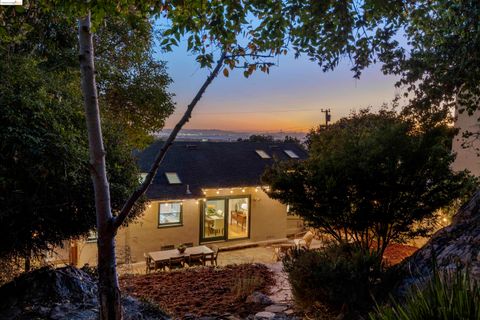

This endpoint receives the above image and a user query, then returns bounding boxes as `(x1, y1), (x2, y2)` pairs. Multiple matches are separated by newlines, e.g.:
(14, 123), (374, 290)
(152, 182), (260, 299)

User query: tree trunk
(78, 13), (121, 320)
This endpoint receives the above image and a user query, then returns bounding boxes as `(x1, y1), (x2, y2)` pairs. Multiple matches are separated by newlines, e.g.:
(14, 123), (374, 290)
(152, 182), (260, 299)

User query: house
(70, 140), (307, 267)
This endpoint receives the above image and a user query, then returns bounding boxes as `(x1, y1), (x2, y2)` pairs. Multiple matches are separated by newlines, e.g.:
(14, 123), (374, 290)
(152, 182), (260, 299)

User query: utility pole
(321, 108), (331, 128)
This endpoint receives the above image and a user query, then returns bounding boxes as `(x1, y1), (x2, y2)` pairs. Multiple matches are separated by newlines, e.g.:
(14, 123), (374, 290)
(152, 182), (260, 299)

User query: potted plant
(177, 244), (187, 254)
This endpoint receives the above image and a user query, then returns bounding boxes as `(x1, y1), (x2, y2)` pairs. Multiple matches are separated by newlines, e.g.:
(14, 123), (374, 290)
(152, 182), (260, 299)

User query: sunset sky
(157, 45), (402, 133)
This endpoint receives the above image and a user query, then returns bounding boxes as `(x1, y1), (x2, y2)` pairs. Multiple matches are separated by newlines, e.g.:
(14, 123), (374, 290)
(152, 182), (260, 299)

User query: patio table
(148, 245), (213, 262)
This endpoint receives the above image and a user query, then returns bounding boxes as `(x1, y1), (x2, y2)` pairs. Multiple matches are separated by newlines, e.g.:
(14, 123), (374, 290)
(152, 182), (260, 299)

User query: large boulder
(398, 190), (480, 291)
(0, 266), (169, 320)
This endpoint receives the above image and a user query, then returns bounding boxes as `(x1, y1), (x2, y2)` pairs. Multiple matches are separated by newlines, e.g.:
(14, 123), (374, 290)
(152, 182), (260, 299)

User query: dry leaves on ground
(120, 263), (274, 318)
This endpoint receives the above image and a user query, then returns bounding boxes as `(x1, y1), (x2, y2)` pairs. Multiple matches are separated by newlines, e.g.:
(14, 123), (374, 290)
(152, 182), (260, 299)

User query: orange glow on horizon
(164, 111), (320, 132)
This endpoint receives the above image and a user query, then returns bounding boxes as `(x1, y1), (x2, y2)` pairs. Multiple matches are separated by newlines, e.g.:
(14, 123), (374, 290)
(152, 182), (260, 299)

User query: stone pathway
(251, 262), (299, 320)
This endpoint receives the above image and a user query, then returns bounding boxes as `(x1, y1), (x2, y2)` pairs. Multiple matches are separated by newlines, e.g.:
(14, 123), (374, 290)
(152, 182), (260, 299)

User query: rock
(246, 291), (273, 305)
(0, 266), (170, 320)
(264, 305), (288, 313)
(398, 190), (480, 294)
(254, 311), (276, 319)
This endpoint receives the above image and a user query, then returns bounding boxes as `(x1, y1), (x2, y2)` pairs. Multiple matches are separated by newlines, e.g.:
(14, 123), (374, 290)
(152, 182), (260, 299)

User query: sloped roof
(136, 141), (307, 200)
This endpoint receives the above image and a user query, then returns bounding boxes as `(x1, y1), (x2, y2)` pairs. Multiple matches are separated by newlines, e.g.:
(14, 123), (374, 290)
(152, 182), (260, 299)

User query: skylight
(165, 172), (181, 184)
(284, 150), (299, 158)
(255, 149), (271, 159)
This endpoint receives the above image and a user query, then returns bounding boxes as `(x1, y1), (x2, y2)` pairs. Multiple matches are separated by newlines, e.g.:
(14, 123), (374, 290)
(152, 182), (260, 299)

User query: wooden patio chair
(168, 256), (185, 270)
(160, 244), (175, 251)
(188, 253), (205, 267)
(204, 245), (219, 266)
(293, 230), (315, 249)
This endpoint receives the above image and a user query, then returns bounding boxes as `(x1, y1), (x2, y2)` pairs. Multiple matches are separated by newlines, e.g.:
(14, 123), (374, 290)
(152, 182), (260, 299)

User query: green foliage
(0, 4), (174, 148)
(283, 244), (400, 316)
(263, 109), (476, 255)
(240, 135), (275, 142)
(95, 17), (175, 148)
(1, 1), (407, 80)
(0, 55), (144, 261)
(381, 0), (480, 122)
(370, 269), (480, 320)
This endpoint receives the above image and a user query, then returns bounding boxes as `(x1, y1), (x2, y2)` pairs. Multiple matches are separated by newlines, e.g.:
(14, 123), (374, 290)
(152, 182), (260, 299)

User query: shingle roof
(136, 141), (307, 200)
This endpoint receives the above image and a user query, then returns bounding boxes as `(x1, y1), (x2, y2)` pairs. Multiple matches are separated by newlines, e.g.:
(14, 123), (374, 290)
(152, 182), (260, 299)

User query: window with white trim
(284, 150), (299, 158)
(86, 230), (97, 242)
(158, 202), (182, 227)
(165, 172), (181, 184)
(255, 150), (271, 159)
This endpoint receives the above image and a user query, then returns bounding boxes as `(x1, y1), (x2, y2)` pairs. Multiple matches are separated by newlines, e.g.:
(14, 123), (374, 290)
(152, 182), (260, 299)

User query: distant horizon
(159, 127), (311, 133)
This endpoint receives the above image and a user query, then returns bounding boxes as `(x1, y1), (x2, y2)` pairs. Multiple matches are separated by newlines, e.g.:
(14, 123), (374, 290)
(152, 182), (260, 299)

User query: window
(86, 230), (97, 243)
(139, 172), (148, 184)
(165, 172), (181, 184)
(159, 202), (182, 227)
(255, 149), (271, 159)
(284, 149), (299, 158)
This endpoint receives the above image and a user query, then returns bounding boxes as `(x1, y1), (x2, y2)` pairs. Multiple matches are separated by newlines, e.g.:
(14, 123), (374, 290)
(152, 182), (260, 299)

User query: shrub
(232, 275), (264, 301)
(370, 268), (480, 320)
(283, 243), (400, 316)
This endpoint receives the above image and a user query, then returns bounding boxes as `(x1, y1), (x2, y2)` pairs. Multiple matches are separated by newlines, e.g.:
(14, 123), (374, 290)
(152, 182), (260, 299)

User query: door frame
(199, 195), (251, 243)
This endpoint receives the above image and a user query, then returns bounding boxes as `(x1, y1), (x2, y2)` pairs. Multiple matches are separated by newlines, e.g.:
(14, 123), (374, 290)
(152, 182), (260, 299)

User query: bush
(283, 243), (400, 316)
(231, 275), (265, 301)
(370, 268), (480, 320)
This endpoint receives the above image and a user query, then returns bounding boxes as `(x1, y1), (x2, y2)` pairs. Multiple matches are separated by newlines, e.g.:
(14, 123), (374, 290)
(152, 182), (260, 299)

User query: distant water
(154, 129), (306, 142)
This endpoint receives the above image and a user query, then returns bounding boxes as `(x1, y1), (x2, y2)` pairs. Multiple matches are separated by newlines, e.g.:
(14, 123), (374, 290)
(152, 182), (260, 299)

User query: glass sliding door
(202, 199), (226, 241)
(200, 196), (251, 242)
(228, 197), (249, 239)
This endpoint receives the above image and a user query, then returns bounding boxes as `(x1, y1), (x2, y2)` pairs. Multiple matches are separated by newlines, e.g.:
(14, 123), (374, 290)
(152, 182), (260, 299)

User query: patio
(118, 238), (323, 275)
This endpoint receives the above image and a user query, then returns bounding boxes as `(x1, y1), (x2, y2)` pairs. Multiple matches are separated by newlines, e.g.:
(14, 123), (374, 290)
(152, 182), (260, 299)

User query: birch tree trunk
(79, 10), (227, 317)
(78, 13), (122, 320)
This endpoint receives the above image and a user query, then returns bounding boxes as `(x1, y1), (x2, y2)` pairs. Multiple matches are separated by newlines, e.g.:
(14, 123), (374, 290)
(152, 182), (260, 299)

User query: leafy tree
(238, 134), (275, 142)
(263, 110), (475, 257)
(0, 1), (443, 318)
(0, 6), (174, 148)
(0, 56), (145, 270)
(381, 0), (480, 121)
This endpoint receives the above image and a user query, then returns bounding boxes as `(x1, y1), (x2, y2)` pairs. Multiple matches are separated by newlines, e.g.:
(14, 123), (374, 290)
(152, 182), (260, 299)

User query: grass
(370, 268), (480, 320)
(231, 274), (265, 301)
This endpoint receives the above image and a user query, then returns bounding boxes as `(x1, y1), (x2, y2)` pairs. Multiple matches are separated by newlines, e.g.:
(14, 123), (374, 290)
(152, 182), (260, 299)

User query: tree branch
(224, 53), (274, 59)
(112, 51), (227, 230)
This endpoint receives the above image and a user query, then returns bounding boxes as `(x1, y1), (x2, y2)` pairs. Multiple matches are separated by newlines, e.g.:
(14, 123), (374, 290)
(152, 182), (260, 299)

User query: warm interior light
(230, 189), (234, 194)
(242, 188), (246, 193)
(216, 190), (220, 194)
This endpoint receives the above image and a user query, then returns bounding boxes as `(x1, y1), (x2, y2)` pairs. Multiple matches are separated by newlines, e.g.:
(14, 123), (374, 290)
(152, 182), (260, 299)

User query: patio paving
(118, 239), (323, 275)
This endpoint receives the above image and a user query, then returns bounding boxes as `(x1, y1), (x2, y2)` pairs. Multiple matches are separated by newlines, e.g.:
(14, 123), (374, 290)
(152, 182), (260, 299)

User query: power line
(194, 108), (324, 115)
